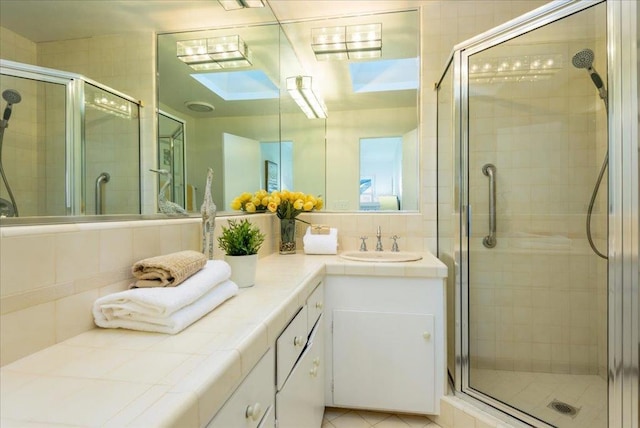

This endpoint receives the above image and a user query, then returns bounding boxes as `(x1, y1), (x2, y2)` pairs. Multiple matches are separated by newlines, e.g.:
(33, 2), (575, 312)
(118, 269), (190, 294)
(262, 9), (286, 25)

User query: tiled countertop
(0, 252), (447, 427)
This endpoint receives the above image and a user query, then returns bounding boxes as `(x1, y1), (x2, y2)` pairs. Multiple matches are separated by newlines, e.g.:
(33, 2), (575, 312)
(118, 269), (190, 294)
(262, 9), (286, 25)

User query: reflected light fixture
(177, 35), (252, 70)
(312, 23), (382, 61)
(469, 54), (564, 83)
(85, 87), (133, 119)
(218, 0), (264, 11)
(286, 76), (327, 119)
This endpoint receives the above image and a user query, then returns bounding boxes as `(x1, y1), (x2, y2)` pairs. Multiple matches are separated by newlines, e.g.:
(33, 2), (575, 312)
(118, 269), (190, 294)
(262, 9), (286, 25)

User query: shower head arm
(3, 104), (13, 122)
(586, 67), (608, 107)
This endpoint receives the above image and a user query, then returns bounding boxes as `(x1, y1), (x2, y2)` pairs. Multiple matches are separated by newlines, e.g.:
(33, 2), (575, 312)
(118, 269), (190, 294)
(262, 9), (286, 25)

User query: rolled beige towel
(132, 250), (206, 288)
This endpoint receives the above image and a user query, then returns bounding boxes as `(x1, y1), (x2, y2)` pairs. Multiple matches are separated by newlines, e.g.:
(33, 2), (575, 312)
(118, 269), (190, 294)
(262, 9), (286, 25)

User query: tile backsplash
(0, 212), (427, 366)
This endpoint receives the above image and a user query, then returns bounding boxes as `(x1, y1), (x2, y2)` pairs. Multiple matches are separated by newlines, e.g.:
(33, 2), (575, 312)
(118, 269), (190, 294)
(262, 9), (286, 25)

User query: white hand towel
(93, 280), (238, 334)
(303, 226), (338, 254)
(93, 260), (231, 320)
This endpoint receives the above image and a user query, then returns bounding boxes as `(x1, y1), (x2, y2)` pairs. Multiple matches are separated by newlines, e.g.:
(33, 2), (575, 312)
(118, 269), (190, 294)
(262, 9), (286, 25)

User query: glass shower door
(464, 2), (608, 427)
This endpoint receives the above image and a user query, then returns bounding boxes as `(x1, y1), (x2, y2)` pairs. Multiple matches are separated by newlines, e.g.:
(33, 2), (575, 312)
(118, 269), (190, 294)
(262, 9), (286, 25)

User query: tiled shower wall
(467, 4), (608, 376)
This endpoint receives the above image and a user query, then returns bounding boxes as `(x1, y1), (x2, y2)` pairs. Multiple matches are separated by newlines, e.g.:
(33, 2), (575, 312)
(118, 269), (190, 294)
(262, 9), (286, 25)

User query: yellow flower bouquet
(230, 189), (323, 219)
(230, 189), (323, 254)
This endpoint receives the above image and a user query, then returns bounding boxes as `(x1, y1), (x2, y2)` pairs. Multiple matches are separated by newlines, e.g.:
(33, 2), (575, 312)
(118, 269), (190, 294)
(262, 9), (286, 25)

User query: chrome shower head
(572, 48), (608, 111)
(1, 89), (21, 125)
(2, 89), (21, 105)
(572, 48), (595, 69)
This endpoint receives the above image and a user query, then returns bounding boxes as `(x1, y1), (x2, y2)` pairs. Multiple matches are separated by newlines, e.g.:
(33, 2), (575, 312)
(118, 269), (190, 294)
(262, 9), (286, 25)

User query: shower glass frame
(439, 0), (638, 427)
(0, 59), (142, 217)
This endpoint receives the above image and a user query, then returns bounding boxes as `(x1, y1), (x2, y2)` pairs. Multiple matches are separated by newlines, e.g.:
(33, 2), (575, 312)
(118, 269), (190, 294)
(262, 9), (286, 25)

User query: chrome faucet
(391, 235), (399, 252)
(375, 226), (383, 251)
(359, 236), (368, 251)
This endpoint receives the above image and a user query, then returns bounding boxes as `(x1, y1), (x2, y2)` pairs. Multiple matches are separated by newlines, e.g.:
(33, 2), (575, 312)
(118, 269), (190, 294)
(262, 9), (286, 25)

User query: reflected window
(359, 136), (402, 210)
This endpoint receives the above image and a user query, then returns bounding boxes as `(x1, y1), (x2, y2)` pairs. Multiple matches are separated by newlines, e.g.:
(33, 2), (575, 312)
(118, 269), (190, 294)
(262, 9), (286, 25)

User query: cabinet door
(332, 310), (435, 414)
(276, 316), (324, 428)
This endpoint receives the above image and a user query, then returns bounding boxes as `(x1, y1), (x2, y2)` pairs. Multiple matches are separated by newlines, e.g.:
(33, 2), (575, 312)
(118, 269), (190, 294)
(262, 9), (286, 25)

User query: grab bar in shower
(95, 172), (110, 215)
(482, 163), (497, 248)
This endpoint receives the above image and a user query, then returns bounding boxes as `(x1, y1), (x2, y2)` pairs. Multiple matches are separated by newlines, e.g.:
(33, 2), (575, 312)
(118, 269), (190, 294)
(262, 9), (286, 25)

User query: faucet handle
(390, 235), (400, 252)
(359, 236), (368, 252)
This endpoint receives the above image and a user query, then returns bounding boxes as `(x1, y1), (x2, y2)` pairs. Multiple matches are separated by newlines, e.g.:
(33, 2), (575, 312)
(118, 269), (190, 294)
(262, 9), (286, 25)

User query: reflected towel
(93, 279), (238, 334)
(132, 250), (206, 288)
(97, 260), (231, 319)
(303, 226), (338, 255)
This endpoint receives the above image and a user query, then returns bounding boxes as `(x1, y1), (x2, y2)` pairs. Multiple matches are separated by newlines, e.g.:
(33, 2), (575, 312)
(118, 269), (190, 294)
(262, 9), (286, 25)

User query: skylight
(349, 58), (419, 93)
(191, 70), (279, 101)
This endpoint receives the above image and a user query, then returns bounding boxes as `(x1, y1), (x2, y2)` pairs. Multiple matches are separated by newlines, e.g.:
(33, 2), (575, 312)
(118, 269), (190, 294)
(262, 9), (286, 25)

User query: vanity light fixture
(176, 35), (252, 70)
(286, 76), (327, 119)
(312, 23), (382, 61)
(218, 0), (264, 10)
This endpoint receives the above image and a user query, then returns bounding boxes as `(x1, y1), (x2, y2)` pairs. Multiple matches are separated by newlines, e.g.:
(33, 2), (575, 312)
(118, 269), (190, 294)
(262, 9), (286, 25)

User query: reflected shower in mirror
(0, 61), (141, 220)
(158, 112), (187, 210)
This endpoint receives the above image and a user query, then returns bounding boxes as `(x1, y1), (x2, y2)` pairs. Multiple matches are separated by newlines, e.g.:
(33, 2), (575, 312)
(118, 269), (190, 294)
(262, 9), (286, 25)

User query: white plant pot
(224, 254), (258, 288)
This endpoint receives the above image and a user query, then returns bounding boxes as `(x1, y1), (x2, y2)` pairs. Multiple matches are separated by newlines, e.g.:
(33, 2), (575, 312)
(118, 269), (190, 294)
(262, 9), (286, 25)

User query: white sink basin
(339, 251), (423, 262)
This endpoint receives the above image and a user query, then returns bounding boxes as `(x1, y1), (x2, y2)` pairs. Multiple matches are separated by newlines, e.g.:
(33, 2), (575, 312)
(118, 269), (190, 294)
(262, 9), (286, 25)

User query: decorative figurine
(150, 168), (188, 216)
(201, 168), (217, 259)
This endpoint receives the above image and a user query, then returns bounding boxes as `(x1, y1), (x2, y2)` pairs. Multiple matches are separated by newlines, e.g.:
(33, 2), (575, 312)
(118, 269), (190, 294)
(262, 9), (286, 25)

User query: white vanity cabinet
(276, 281), (324, 428)
(207, 347), (275, 428)
(324, 275), (445, 415)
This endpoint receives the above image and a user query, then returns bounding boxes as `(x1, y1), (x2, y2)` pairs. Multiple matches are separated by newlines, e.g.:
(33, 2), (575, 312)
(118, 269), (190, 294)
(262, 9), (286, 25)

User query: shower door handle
(482, 164), (497, 248)
(95, 172), (110, 215)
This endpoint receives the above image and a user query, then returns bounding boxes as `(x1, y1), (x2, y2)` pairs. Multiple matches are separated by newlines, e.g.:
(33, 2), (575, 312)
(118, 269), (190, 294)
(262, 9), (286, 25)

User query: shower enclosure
(437, 1), (638, 427)
(158, 111), (186, 210)
(0, 60), (141, 218)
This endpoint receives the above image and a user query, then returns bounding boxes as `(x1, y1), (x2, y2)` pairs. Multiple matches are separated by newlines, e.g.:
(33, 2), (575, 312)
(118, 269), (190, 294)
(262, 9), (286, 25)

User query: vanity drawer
(306, 281), (324, 333)
(276, 306), (308, 391)
(207, 347), (275, 428)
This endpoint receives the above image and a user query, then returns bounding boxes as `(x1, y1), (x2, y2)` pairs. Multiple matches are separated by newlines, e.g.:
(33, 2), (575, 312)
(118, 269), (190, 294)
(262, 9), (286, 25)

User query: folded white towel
(93, 280), (238, 334)
(93, 260), (236, 334)
(303, 226), (338, 255)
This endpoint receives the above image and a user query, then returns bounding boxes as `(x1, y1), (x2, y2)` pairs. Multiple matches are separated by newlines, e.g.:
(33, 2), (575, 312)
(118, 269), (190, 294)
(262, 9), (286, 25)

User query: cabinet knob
(245, 402), (262, 421)
(315, 301), (323, 310)
(294, 336), (306, 347)
(309, 366), (318, 377)
(313, 357), (321, 366)
(423, 332), (431, 340)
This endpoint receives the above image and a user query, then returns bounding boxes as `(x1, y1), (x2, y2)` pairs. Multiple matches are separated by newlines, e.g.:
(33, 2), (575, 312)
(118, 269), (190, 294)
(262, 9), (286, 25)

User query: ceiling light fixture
(218, 0), (264, 11)
(286, 76), (327, 119)
(311, 23), (382, 61)
(177, 35), (252, 70)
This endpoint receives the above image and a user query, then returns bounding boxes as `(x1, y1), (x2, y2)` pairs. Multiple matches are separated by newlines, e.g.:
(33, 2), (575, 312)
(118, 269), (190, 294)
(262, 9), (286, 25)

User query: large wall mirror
(157, 8), (420, 212)
(0, 2), (420, 225)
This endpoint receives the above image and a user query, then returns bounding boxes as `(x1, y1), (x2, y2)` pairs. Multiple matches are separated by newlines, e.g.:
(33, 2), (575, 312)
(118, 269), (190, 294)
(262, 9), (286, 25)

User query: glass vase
(279, 218), (297, 254)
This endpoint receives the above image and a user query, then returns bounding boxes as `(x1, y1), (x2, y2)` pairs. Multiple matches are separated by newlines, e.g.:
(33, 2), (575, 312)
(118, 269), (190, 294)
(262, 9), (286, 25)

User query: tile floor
(471, 369), (607, 428)
(322, 407), (441, 428)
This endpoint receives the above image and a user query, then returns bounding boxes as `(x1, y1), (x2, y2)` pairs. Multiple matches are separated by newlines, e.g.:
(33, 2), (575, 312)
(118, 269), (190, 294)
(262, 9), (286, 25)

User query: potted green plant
(217, 219), (265, 288)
